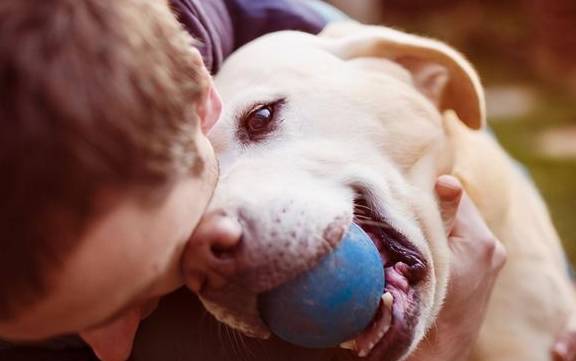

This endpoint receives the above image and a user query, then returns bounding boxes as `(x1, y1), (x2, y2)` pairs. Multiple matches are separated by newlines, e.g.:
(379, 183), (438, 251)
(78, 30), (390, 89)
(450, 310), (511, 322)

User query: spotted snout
(183, 193), (352, 337)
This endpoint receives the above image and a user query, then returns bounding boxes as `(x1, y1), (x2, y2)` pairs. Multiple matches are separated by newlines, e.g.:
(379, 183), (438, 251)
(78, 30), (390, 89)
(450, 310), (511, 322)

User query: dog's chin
(345, 194), (428, 360)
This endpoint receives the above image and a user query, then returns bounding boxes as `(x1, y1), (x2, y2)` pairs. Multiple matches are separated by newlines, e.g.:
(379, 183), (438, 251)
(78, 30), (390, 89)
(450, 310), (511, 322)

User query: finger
(447, 182), (492, 239)
(449, 192), (505, 272)
(435, 175), (463, 234)
(491, 240), (507, 271)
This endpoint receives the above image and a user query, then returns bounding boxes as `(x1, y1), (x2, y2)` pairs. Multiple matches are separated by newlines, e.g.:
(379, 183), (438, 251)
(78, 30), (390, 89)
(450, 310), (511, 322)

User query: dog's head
(201, 22), (485, 360)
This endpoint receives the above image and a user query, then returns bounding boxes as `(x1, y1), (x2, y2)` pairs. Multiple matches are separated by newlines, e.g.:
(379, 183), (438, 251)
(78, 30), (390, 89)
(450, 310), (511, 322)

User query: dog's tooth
(354, 293), (394, 358)
(381, 319), (391, 335)
(382, 292), (393, 308)
(372, 292), (393, 339)
(381, 304), (393, 335)
(358, 348), (369, 358)
(339, 339), (356, 350)
(358, 342), (376, 358)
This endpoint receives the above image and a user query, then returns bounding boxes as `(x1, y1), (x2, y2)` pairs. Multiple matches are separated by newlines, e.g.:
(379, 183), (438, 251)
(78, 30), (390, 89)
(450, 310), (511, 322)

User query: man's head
(0, 0), (221, 349)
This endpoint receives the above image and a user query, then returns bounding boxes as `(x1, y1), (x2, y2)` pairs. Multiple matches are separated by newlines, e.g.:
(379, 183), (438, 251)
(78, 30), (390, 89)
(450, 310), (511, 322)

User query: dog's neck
(441, 111), (563, 257)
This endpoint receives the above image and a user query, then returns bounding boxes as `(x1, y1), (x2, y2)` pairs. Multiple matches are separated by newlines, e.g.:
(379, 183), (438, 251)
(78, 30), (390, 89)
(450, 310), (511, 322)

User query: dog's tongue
(79, 309), (141, 361)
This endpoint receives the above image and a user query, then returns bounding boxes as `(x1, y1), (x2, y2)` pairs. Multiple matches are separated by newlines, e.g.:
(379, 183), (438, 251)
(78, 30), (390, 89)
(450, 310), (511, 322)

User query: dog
(135, 22), (576, 361)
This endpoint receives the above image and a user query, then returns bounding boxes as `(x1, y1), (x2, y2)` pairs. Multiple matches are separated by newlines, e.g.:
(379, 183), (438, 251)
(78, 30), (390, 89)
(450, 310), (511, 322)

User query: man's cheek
(141, 298), (160, 319)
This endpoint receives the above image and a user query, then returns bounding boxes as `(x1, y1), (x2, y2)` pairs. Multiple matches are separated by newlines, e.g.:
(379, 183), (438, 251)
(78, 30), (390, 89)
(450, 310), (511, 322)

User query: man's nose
(182, 211), (243, 293)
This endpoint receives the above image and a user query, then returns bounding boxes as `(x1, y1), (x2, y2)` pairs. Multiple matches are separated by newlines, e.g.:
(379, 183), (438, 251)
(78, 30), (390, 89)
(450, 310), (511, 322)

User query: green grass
(489, 91), (576, 265)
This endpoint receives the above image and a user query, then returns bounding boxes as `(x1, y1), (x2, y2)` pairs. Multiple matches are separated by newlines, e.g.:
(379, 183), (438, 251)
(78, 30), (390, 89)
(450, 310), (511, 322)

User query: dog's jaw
(333, 191), (429, 359)
(196, 174), (355, 338)
(197, 165), (442, 361)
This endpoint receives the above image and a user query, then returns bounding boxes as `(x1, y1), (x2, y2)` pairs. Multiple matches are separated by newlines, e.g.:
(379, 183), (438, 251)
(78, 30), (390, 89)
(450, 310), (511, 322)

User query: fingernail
(436, 175), (461, 200)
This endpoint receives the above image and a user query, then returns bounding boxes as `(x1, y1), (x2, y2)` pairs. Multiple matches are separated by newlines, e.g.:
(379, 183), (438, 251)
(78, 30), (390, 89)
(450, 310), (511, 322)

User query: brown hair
(0, 0), (208, 320)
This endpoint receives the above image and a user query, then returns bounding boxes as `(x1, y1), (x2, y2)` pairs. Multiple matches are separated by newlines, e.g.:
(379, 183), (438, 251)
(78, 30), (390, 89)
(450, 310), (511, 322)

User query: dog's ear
(320, 22), (485, 130)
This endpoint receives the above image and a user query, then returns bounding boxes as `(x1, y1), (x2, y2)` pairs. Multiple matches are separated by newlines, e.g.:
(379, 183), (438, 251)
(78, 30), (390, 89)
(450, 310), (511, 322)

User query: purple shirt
(170, 0), (327, 73)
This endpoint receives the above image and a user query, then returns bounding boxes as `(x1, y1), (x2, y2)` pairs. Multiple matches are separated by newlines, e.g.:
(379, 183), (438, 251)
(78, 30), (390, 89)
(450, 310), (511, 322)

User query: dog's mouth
(341, 193), (428, 360)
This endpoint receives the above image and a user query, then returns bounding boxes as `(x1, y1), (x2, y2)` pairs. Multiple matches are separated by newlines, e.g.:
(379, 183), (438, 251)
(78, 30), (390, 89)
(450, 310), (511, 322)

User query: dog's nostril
(210, 237), (242, 260)
(211, 246), (230, 259)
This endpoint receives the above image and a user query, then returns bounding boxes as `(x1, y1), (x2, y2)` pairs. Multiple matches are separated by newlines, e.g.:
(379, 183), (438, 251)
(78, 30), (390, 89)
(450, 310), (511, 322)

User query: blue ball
(260, 223), (385, 348)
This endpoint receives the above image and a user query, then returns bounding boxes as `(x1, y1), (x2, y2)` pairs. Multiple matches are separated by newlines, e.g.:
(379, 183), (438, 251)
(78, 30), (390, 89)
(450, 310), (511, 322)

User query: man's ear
(320, 21), (485, 130)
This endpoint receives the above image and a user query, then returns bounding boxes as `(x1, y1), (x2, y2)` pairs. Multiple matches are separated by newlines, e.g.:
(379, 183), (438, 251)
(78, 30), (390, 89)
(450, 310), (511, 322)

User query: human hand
(406, 175), (507, 361)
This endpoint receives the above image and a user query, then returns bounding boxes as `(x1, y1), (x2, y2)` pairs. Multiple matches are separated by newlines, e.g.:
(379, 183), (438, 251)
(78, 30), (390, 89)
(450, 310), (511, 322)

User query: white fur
(201, 21), (576, 361)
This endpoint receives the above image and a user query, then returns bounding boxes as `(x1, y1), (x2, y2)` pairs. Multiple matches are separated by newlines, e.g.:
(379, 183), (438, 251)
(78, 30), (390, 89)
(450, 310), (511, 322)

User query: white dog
(138, 22), (576, 361)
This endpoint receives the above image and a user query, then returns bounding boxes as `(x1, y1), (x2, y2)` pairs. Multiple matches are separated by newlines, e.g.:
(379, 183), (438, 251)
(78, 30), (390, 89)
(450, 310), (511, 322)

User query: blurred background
(325, 0), (576, 265)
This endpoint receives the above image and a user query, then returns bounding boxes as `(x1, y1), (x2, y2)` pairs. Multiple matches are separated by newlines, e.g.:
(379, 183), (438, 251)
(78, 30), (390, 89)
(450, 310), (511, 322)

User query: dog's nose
(182, 211), (242, 293)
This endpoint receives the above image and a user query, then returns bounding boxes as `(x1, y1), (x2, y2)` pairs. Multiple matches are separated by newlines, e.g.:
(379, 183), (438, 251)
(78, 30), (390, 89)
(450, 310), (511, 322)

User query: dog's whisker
(353, 204), (374, 211)
(230, 327), (256, 361)
(355, 219), (394, 229)
(220, 322), (237, 356)
(353, 209), (370, 216)
(227, 327), (240, 358)
(203, 310), (220, 351)
(218, 322), (227, 348)
(238, 330), (256, 361)
(353, 211), (374, 217)
(224, 325), (245, 360)
(353, 208), (372, 216)
(212, 322), (225, 355)
(353, 216), (373, 224)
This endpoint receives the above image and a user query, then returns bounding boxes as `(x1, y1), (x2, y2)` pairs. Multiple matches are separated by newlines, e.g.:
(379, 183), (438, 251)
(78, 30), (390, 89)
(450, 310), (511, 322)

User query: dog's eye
(238, 100), (284, 143)
(247, 106), (273, 133)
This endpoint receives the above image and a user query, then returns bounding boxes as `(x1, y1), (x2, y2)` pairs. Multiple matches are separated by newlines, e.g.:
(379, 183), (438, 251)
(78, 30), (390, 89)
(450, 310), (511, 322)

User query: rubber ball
(259, 223), (385, 348)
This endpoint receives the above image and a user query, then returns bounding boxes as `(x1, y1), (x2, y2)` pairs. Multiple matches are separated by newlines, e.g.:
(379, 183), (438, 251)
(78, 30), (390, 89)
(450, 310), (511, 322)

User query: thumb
(435, 175), (463, 235)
